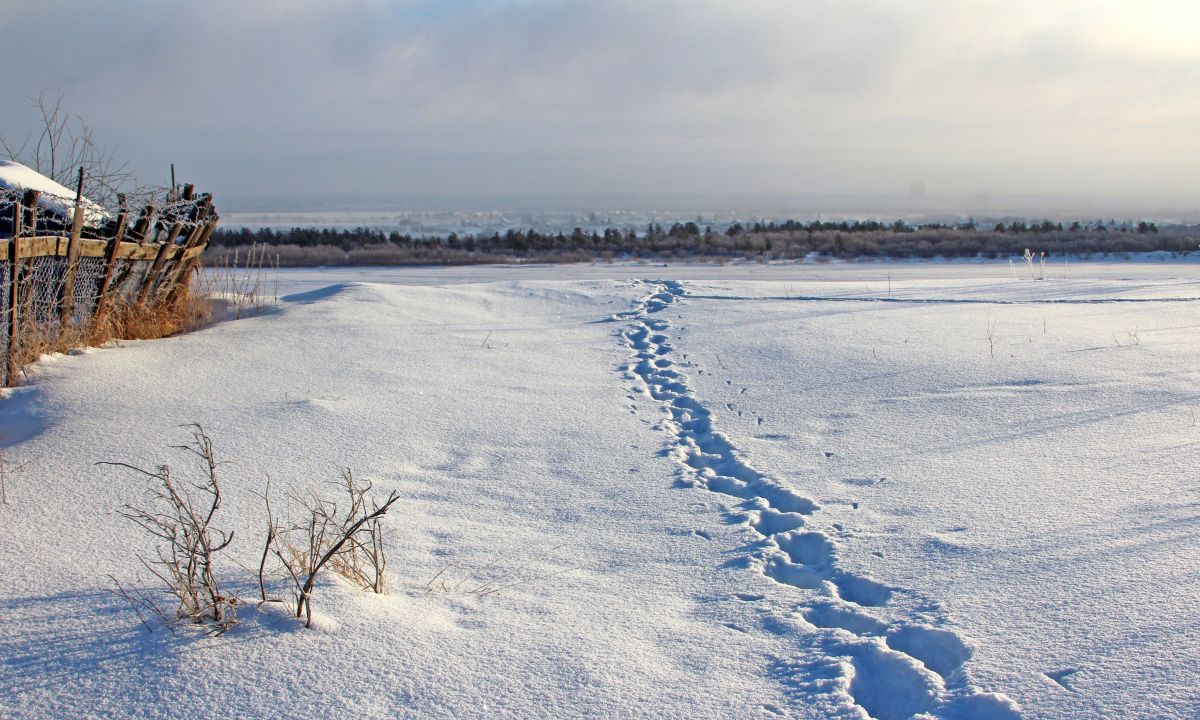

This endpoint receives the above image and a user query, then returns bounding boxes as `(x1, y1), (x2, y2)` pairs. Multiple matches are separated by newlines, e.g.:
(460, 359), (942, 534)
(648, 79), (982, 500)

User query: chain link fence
(1, 183), (217, 386)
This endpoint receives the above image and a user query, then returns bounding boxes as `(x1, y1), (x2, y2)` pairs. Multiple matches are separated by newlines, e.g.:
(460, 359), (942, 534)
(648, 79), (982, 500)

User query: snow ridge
(616, 280), (1021, 720)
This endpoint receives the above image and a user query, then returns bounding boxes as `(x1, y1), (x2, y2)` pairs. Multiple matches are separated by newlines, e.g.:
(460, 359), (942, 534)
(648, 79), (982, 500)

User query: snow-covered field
(2, 261), (1198, 719)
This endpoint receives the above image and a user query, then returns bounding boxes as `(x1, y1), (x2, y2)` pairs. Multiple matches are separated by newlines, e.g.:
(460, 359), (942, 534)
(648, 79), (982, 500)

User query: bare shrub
(261, 470), (399, 627)
(105, 429), (399, 634)
(100, 424), (239, 633)
(325, 470), (390, 593)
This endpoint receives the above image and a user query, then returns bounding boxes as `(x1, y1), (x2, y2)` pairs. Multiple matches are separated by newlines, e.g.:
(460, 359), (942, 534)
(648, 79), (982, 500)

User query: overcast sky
(3, 0), (1198, 210)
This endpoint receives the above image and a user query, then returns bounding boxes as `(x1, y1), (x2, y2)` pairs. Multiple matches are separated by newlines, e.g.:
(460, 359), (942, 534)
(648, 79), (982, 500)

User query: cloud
(2, 0), (1198, 203)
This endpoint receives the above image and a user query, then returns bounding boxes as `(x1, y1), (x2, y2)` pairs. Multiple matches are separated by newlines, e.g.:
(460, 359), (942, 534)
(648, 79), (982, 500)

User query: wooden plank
(95, 211), (129, 312)
(16, 236), (66, 259)
(115, 241), (163, 262)
(59, 168), (87, 326)
(6, 203), (22, 385)
(182, 242), (209, 262)
(9, 236), (121, 259)
(136, 223), (183, 305)
(77, 238), (109, 258)
(11, 237), (176, 260)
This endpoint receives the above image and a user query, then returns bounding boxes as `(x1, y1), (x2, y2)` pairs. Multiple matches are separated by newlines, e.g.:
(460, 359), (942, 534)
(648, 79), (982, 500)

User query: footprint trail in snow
(614, 280), (1021, 720)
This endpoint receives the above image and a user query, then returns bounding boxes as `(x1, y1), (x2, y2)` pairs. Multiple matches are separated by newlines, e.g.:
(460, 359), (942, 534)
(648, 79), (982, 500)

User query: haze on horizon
(4, 0), (1199, 216)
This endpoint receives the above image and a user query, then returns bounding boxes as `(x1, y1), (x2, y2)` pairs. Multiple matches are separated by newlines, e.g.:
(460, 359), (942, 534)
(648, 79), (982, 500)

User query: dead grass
(92, 282), (213, 344)
(2, 244), (277, 388)
(198, 246), (278, 319)
(5, 274), (213, 387)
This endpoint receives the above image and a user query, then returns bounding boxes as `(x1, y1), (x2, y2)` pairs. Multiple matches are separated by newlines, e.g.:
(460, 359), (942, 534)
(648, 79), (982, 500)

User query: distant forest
(208, 219), (1200, 267)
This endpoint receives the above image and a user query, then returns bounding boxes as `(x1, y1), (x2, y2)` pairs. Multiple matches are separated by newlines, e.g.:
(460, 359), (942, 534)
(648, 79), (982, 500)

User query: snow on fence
(0, 181), (217, 386)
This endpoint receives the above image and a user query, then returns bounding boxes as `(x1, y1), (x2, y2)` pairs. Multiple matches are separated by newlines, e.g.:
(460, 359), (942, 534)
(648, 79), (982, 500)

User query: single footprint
(887, 625), (973, 679)
(833, 572), (892, 607)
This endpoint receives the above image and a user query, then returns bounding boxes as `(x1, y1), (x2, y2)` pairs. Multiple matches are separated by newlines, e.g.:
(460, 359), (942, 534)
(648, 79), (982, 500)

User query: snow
(0, 160), (110, 226)
(2, 260), (1198, 718)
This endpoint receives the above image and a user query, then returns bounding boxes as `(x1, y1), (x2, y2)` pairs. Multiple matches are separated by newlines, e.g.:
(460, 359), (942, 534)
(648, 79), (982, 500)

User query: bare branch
(265, 472), (399, 627)
(104, 424), (239, 631)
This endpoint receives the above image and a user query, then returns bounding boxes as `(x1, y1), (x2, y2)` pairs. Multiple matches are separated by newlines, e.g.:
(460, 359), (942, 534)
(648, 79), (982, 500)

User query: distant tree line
(208, 218), (1199, 267)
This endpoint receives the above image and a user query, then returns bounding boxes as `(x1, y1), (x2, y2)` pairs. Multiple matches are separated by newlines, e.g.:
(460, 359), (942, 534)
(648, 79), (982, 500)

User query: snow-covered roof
(0, 159), (111, 227)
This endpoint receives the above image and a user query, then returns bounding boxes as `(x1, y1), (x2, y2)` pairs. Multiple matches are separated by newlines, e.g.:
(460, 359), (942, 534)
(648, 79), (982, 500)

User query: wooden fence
(1, 185), (217, 386)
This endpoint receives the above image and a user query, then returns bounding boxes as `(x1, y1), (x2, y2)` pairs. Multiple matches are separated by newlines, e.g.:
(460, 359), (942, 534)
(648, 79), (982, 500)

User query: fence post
(158, 195), (211, 289)
(160, 219), (209, 304)
(58, 167), (86, 326)
(95, 210), (129, 315)
(21, 190), (40, 235)
(6, 202), (23, 386)
(129, 203), (156, 244)
(137, 222), (183, 306)
(165, 220), (216, 306)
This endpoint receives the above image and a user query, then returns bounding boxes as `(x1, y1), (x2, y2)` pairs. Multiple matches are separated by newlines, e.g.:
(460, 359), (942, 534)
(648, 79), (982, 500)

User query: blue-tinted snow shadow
(0, 589), (175, 696)
(209, 296), (283, 321)
(0, 582), (300, 698)
(280, 283), (353, 304)
(0, 385), (51, 448)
